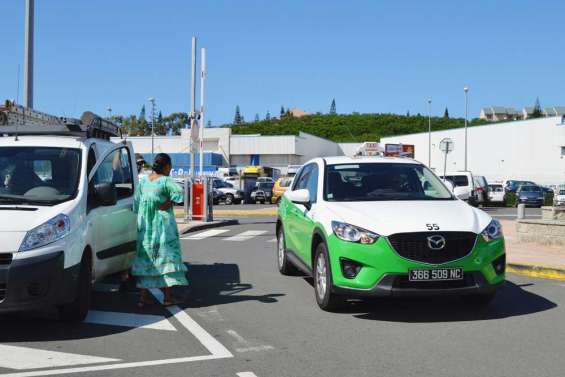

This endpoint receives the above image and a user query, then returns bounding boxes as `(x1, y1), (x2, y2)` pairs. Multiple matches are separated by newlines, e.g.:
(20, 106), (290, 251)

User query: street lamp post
(148, 97), (156, 162)
(464, 86), (469, 171)
(428, 98), (432, 168)
(106, 106), (112, 119)
(24, 0), (34, 108)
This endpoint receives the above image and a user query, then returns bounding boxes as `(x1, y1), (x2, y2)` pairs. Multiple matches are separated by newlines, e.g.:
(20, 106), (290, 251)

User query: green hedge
(544, 192), (554, 206)
(505, 192), (517, 207)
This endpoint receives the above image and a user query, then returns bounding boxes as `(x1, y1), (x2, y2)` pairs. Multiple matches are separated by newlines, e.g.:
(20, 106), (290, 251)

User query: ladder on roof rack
(0, 100), (120, 139)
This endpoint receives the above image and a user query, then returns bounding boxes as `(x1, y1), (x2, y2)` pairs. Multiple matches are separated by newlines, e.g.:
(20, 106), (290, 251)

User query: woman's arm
(165, 177), (184, 204)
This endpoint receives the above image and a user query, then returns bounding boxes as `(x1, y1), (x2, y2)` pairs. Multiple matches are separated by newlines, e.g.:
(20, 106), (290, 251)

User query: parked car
(251, 182), (274, 204)
(472, 175), (489, 206)
(488, 184), (505, 205)
(277, 156), (505, 311)
(553, 189), (565, 207)
(504, 180), (536, 193)
(257, 177), (275, 184)
(439, 171), (476, 205)
(272, 176), (293, 204)
(212, 178), (244, 205)
(516, 185), (544, 207)
(212, 189), (226, 205)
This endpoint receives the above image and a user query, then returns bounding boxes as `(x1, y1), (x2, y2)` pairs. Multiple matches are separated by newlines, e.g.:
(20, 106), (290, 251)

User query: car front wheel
(225, 194), (234, 205)
(313, 242), (342, 311)
(59, 253), (92, 322)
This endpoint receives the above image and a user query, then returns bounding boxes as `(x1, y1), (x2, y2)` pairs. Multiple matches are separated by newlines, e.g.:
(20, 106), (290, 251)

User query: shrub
(505, 192), (517, 207)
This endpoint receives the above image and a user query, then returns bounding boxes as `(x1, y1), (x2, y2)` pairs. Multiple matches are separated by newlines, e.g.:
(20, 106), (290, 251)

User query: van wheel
(314, 242), (343, 311)
(59, 254), (92, 322)
(225, 194), (234, 205)
(277, 225), (298, 275)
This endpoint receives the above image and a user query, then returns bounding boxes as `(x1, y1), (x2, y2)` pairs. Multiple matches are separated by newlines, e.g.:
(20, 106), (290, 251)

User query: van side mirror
(94, 182), (117, 206)
(453, 186), (470, 200)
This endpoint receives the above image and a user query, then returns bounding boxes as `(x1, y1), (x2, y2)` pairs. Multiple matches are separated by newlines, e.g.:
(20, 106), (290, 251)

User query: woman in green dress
(132, 153), (188, 307)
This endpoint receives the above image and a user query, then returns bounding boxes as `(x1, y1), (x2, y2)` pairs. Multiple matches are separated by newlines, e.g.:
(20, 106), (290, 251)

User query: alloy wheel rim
(316, 254), (327, 300)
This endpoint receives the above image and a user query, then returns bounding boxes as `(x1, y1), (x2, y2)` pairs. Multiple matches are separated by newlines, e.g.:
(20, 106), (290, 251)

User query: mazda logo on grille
(427, 235), (446, 250)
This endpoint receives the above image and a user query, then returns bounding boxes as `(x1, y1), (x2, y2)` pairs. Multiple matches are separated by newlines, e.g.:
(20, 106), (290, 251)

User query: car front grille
(387, 232), (477, 264)
(0, 253), (13, 265)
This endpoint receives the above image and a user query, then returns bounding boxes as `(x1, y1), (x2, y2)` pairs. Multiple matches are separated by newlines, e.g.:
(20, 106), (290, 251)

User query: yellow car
(271, 176), (293, 204)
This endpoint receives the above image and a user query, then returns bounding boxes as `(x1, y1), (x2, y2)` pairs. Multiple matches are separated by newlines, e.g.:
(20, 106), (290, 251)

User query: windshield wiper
(0, 196), (60, 206)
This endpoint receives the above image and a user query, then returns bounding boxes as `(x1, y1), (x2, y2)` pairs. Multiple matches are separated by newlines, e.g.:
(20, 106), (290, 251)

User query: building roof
(481, 107), (494, 115)
(289, 108), (308, 118)
(491, 106), (508, 114)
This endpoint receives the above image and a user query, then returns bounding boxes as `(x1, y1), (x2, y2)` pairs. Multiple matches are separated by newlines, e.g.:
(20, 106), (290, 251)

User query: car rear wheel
(277, 225), (297, 275)
(225, 194), (234, 205)
(314, 242), (342, 311)
(59, 253), (92, 322)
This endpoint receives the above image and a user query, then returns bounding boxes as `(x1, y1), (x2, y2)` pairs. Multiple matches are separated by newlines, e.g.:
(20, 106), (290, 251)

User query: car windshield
(325, 163), (453, 202)
(0, 147), (81, 205)
(520, 186), (541, 192)
(258, 182), (274, 190)
(560, 190), (565, 195)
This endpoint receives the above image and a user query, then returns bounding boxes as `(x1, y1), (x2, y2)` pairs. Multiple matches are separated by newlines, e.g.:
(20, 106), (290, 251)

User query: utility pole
(199, 47), (206, 177)
(24, 0), (34, 108)
(464, 86), (469, 171)
(148, 97), (156, 162)
(427, 98), (432, 168)
(107, 106), (112, 119)
(190, 37), (197, 177)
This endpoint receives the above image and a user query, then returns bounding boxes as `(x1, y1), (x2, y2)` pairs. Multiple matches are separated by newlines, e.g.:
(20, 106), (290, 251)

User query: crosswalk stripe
(0, 345), (120, 370)
(85, 310), (176, 331)
(224, 230), (268, 242)
(181, 229), (230, 240)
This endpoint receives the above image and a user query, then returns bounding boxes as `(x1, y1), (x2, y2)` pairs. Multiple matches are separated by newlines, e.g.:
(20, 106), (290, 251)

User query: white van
(0, 103), (137, 321)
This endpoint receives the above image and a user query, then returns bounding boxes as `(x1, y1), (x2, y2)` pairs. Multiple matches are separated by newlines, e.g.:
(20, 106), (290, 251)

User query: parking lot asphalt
(1, 219), (564, 377)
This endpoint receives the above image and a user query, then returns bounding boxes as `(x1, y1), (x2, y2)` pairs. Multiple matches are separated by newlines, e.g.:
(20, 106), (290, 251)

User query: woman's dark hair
(152, 153), (172, 174)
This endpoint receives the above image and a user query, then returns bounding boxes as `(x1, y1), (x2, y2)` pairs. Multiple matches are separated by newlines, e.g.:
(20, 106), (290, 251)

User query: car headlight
(481, 219), (502, 242)
(20, 214), (70, 252)
(331, 221), (379, 244)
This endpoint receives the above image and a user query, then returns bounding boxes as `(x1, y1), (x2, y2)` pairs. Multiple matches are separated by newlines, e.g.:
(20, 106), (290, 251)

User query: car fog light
(340, 258), (362, 279)
(492, 255), (506, 275)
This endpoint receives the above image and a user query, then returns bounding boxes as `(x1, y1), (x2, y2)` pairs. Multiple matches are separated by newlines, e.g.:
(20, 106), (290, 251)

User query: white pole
(199, 47), (206, 178)
(427, 98), (432, 168)
(464, 86), (469, 171)
(190, 37), (197, 178)
(24, 0), (34, 108)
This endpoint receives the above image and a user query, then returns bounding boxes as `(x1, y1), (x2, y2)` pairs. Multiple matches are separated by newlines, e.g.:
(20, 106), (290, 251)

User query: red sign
(384, 144), (415, 158)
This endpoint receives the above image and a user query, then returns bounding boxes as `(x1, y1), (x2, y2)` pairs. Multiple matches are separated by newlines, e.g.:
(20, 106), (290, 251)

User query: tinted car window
(441, 175), (469, 187)
(306, 164), (318, 203)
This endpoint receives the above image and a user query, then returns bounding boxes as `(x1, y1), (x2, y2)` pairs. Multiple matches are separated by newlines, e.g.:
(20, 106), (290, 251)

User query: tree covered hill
(229, 113), (487, 143)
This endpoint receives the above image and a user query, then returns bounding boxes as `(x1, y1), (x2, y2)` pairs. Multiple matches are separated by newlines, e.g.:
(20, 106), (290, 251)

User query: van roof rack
(0, 100), (120, 140)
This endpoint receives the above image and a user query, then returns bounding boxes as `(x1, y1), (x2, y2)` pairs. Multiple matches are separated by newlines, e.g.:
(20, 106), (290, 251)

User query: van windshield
(325, 163), (454, 202)
(0, 147), (81, 205)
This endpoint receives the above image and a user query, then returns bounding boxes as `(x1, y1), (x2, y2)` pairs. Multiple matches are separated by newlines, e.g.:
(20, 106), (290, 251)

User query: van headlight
(481, 219), (502, 242)
(331, 221), (379, 244)
(20, 214), (70, 252)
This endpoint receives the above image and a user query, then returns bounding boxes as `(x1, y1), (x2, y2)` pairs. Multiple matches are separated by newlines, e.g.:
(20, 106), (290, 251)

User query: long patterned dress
(132, 175), (188, 288)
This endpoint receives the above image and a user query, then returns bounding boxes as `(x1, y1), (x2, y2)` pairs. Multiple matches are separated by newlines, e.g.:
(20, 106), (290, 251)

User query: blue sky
(1, 0), (564, 125)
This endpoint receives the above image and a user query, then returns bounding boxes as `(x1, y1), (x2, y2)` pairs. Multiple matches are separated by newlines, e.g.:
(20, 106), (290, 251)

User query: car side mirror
(286, 189), (311, 208)
(94, 182), (117, 206)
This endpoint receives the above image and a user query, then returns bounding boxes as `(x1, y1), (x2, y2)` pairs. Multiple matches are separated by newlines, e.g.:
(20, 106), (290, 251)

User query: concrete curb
(507, 263), (565, 281)
(178, 219), (239, 235)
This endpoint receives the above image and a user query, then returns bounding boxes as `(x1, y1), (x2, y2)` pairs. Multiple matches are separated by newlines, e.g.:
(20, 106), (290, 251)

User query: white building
(380, 116), (565, 186)
(117, 128), (357, 176)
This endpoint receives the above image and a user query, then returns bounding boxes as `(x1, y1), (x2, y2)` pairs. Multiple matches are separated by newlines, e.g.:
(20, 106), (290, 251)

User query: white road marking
(0, 345), (120, 370)
(267, 238), (277, 243)
(0, 355), (225, 377)
(181, 229), (230, 240)
(85, 310), (176, 331)
(227, 329), (274, 354)
(235, 345), (275, 353)
(149, 289), (233, 358)
(237, 373), (259, 377)
(224, 230), (268, 242)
